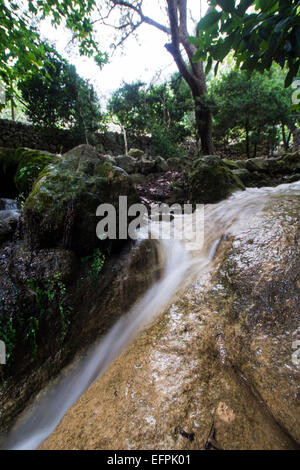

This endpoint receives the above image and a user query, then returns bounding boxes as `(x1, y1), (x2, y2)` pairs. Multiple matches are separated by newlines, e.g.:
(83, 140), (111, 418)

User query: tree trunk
(165, 0), (214, 155)
(245, 120), (250, 158)
(194, 95), (214, 154)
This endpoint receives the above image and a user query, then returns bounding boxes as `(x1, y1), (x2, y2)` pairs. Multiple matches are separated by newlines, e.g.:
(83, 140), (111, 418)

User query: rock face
(0, 237), (160, 438)
(40, 189), (300, 450)
(0, 143), (161, 438)
(186, 155), (244, 204)
(23, 146), (140, 255)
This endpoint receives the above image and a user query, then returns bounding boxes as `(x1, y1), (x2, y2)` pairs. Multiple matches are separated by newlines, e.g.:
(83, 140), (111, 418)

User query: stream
(2, 180), (300, 450)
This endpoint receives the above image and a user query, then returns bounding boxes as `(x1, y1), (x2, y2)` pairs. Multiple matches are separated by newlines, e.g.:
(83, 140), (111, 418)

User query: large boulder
(40, 187), (300, 450)
(137, 156), (157, 175)
(23, 148), (140, 255)
(187, 155), (244, 204)
(115, 155), (137, 174)
(14, 148), (58, 194)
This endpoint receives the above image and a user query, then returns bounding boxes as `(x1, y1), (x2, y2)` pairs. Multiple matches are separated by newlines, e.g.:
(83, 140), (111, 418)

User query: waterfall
(2, 180), (300, 450)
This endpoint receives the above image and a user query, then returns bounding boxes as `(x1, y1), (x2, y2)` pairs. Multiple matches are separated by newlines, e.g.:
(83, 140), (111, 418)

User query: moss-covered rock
(128, 148), (144, 158)
(115, 155), (137, 174)
(187, 155), (244, 204)
(229, 152), (300, 188)
(14, 148), (58, 194)
(23, 150), (140, 255)
(0, 147), (58, 198)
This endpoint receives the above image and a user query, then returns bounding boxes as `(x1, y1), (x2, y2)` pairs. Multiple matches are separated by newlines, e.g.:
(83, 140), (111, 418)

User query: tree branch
(109, 0), (170, 35)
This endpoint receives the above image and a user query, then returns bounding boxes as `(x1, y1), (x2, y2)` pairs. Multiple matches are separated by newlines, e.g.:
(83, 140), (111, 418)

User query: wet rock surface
(41, 193), (300, 450)
(0, 238), (160, 439)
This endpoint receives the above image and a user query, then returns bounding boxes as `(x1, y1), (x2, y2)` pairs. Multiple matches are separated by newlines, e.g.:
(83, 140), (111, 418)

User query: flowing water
(2, 181), (300, 450)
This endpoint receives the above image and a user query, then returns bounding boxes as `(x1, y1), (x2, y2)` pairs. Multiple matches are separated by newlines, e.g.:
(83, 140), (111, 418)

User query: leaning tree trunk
(165, 0), (214, 155)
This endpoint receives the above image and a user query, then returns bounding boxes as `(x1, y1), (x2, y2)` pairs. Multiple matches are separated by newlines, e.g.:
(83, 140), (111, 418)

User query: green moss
(187, 155), (244, 204)
(24, 153), (140, 254)
(14, 148), (58, 194)
(222, 159), (240, 170)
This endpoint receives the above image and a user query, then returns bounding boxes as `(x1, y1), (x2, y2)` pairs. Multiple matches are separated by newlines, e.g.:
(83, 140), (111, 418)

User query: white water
(2, 180), (300, 450)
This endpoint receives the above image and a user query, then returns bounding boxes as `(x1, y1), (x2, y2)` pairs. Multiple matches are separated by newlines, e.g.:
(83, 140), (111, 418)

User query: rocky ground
(40, 188), (300, 450)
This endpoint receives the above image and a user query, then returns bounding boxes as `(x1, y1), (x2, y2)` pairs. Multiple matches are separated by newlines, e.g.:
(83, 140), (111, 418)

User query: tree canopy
(0, 0), (107, 99)
(192, 0), (300, 87)
(18, 52), (101, 140)
(209, 67), (296, 157)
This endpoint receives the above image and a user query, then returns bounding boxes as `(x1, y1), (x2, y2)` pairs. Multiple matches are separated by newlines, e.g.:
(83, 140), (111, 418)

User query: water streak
(3, 180), (300, 450)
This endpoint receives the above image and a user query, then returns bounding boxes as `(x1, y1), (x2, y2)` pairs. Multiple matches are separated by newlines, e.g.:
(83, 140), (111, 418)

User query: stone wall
(0, 118), (152, 155)
(0, 119), (83, 153)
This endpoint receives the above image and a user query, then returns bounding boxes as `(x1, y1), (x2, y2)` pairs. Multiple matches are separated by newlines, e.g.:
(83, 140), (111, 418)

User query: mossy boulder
(23, 149), (140, 255)
(115, 155), (137, 174)
(128, 148), (144, 159)
(0, 147), (58, 198)
(137, 157), (157, 175)
(153, 155), (168, 172)
(245, 157), (271, 172)
(273, 151), (300, 174)
(167, 157), (186, 171)
(222, 159), (240, 170)
(14, 148), (58, 194)
(187, 155), (244, 204)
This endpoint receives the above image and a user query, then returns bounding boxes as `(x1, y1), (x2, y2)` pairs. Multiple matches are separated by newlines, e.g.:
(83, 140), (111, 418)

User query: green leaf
(274, 16), (291, 33)
(205, 56), (213, 75)
(256, 0), (276, 10)
(216, 0), (236, 14)
(198, 10), (222, 31)
(192, 48), (206, 63)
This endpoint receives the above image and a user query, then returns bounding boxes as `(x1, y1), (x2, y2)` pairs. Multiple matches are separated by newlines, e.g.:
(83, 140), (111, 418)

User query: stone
(23, 151), (140, 255)
(63, 144), (99, 160)
(40, 189), (300, 450)
(187, 155), (244, 204)
(128, 148), (145, 159)
(0, 209), (20, 244)
(137, 157), (157, 175)
(154, 156), (169, 172)
(114, 155), (137, 174)
(14, 147), (58, 194)
(167, 157), (185, 171)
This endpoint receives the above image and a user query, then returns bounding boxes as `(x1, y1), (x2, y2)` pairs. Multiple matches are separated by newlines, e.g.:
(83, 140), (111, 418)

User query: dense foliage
(209, 68), (296, 157)
(193, 0), (300, 87)
(108, 74), (194, 157)
(18, 53), (101, 139)
(0, 0), (106, 116)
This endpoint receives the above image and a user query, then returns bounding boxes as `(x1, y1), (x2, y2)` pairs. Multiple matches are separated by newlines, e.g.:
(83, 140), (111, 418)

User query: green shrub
(151, 124), (185, 160)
